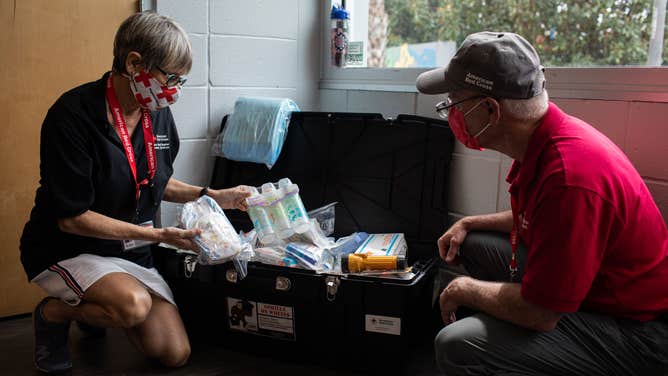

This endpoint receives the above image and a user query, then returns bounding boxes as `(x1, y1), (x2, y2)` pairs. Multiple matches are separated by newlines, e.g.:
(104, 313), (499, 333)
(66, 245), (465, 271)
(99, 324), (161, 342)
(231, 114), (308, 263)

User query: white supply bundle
(180, 196), (250, 265)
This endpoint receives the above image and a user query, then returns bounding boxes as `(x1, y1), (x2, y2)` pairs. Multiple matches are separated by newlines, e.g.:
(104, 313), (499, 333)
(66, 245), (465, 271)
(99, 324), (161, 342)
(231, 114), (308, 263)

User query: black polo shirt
(20, 72), (179, 280)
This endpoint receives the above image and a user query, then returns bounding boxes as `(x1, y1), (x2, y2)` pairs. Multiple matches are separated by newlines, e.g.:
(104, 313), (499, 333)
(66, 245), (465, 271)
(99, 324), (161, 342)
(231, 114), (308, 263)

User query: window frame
(320, 0), (668, 102)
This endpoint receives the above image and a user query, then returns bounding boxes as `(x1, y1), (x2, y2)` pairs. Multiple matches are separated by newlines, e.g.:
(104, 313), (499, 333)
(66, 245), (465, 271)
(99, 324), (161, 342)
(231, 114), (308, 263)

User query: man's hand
(209, 185), (252, 211)
(158, 227), (201, 252)
(440, 277), (468, 325)
(437, 219), (470, 265)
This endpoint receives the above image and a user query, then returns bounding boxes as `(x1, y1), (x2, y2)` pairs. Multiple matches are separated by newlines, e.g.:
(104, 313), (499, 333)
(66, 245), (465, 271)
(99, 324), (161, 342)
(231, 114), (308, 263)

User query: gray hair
(112, 11), (192, 74)
(500, 90), (549, 122)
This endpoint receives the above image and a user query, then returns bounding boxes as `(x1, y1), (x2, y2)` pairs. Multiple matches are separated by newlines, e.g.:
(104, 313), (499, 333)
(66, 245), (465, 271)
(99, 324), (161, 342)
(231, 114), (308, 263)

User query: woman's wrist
(147, 227), (165, 243)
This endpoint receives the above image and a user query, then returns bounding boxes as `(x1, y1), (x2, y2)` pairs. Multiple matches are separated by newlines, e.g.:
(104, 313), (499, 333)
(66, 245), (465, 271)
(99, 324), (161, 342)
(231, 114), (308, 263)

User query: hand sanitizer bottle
(262, 183), (294, 239)
(245, 187), (277, 245)
(278, 178), (310, 234)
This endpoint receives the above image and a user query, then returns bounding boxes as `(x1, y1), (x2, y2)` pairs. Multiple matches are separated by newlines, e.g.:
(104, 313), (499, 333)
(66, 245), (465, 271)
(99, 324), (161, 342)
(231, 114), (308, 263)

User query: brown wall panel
(0, 0), (138, 317)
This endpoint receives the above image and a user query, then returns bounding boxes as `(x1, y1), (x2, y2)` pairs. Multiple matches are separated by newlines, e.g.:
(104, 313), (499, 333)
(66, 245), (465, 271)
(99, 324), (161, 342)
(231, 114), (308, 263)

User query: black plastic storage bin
(153, 112), (454, 374)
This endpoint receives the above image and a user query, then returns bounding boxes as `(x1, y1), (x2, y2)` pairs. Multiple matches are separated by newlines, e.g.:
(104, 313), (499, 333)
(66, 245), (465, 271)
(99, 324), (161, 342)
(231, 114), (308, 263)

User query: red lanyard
(509, 195), (520, 281)
(105, 74), (157, 200)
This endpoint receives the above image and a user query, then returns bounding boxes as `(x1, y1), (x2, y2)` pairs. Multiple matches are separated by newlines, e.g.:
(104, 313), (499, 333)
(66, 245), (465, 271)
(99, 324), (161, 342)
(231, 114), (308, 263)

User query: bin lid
(211, 112), (454, 261)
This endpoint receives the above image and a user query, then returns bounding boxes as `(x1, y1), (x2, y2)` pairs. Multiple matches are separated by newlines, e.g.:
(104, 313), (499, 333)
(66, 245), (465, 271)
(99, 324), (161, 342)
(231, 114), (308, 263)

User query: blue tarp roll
(218, 96), (299, 168)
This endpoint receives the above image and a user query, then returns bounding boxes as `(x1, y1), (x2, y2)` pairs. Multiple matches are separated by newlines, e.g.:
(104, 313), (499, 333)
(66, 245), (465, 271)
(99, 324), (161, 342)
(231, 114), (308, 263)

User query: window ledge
(320, 79), (418, 92)
(320, 67), (668, 102)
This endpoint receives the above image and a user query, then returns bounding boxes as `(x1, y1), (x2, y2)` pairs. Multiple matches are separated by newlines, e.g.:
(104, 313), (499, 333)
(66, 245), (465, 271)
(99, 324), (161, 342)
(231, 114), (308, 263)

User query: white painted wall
(321, 89), (668, 224)
(154, 0), (321, 226)
(151, 0), (666, 228)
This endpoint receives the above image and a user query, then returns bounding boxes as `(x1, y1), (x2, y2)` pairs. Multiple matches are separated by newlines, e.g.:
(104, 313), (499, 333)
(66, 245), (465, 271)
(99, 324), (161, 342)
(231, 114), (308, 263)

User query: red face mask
(124, 69), (181, 111)
(447, 100), (492, 150)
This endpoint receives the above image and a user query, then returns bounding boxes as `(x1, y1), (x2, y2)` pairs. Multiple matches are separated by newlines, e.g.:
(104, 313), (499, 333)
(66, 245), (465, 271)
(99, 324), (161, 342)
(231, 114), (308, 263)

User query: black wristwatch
(199, 186), (209, 197)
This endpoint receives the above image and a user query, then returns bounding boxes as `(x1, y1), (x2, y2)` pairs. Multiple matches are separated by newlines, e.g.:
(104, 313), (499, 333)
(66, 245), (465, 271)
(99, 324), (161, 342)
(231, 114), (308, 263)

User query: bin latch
(184, 255), (197, 279)
(325, 276), (340, 302)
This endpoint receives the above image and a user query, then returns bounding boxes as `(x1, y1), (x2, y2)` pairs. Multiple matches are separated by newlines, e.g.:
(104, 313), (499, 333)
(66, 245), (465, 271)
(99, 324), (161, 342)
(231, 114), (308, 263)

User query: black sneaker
(33, 297), (72, 373)
(75, 320), (106, 337)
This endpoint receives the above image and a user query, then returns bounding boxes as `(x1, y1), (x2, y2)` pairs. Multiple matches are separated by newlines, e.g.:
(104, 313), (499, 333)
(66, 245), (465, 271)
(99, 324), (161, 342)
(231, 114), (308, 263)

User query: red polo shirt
(507, 102), (668, 321)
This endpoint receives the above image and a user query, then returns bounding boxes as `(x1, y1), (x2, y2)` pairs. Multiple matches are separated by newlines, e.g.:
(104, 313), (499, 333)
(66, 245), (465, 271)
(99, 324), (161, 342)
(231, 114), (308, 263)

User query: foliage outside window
(361, 0), (667, 68)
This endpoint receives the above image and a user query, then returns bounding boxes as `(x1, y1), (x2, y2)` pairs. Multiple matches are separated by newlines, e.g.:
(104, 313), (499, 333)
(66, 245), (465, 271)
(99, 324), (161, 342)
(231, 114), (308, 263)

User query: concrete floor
(0, 314), (440, 375)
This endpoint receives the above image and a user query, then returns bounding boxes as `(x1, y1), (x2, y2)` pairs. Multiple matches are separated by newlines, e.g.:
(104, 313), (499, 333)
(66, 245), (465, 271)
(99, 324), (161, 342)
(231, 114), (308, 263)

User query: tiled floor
(0, 314), (440, 375)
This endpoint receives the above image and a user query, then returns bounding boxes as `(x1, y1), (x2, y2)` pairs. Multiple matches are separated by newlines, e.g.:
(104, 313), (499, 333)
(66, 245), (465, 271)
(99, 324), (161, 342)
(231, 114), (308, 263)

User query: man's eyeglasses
(435, 95), (485, 119)
(156, 66), (187, 87)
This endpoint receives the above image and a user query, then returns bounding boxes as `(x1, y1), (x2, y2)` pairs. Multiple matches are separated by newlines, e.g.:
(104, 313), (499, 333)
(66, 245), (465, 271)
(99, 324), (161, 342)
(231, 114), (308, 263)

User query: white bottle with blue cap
(262, 182), (294, 239)
(278, 178), (310, 234)
(245, 186), (277, 245)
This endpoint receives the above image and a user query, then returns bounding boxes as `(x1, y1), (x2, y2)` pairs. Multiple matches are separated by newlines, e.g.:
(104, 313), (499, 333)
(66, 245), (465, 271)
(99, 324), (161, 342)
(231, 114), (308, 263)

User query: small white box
(354, 233), (407, 256)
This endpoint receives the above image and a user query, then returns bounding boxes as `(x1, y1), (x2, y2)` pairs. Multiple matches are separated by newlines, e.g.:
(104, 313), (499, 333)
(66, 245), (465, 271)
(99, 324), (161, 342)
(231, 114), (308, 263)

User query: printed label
(365, 314), (401, 336)
(226, 297), (296, 340)
(346, 41), (365, 66)
(155, 134), (171, 150)
(122, 221), (155, 251)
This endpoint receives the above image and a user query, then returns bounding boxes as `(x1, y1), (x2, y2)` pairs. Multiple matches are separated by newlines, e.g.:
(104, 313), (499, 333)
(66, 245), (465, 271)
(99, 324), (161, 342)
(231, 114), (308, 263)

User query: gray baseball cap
(416, 31), (545, 99)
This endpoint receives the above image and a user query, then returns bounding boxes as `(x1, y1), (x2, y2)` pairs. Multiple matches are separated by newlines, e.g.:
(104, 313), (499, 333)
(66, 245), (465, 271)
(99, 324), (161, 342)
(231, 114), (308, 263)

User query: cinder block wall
(153, 0), (666, 227)
(154, 0), (321, 226)
(321, 89), (668, 224)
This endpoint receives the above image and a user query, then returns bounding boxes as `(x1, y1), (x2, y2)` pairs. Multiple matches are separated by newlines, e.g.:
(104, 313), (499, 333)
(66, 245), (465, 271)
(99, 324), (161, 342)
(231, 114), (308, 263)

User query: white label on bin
(365, 314), (401, 336)
(257, 303), (295, 336)
(226, 297), (296, 340)
(258, 315), (294, 334)
(258, 303), (294, 319)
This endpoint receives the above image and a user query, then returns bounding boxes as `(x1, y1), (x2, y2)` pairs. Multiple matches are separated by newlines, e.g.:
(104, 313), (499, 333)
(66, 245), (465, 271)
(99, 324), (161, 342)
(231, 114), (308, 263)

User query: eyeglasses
(435, 95), (485, 119)
(156, 66), (187, 87)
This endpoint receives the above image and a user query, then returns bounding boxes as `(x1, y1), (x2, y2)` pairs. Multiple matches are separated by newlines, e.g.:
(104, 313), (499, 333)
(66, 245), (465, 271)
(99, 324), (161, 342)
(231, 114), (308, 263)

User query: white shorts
(30, 253), (175, 306)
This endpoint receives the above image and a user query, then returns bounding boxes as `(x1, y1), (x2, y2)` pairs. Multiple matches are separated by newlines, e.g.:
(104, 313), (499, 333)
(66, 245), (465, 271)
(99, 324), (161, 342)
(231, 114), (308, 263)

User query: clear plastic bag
(285, 242), (335, 270)
(252, 247), (300, 268)
(180, 196), (251, 270)
(307, 202), (338, 236)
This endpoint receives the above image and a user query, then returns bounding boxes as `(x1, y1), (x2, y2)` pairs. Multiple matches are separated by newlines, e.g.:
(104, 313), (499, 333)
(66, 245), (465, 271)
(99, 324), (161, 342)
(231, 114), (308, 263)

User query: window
(321, 1), (668, 100)
(331, 0), (667, 69)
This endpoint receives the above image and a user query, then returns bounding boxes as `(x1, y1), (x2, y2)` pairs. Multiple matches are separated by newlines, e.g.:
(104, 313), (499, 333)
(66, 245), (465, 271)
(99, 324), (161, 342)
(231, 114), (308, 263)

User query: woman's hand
(158, 227), (201, 252)
(209, 185), (253, 211)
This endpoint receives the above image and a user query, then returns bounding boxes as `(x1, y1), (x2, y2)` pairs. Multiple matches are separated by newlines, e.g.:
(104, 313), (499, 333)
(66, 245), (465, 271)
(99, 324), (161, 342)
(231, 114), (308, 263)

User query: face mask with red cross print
(125, 69), (181, 111)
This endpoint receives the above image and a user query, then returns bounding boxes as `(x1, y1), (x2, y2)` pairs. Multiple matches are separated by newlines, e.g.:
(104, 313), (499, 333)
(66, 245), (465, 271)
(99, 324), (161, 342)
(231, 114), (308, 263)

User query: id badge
(122, 221), (156, 251)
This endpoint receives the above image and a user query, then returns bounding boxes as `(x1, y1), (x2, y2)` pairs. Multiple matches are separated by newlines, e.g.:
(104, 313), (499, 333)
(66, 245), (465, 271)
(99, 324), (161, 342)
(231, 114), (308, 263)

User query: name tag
(122, 221), (156, 251)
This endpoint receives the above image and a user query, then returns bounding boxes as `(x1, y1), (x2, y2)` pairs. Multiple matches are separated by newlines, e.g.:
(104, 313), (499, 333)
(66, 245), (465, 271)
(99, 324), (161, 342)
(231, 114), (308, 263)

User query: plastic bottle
(261, 183), (294, 239)
(278, 178), (310, 234)
(330, 4), (349, 67)
(245, 187), (277, 245)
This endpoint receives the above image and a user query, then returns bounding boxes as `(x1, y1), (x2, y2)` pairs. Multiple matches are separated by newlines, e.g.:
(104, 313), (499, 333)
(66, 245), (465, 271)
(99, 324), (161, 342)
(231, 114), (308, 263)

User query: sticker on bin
(365, 314), (401, 336)
(355, 233), (407, 256)
(226, 297), (296, 341)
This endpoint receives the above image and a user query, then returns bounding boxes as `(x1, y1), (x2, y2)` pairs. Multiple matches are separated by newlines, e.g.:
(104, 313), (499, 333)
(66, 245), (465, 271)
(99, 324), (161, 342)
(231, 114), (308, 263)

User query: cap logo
(465, 73), (493, 91)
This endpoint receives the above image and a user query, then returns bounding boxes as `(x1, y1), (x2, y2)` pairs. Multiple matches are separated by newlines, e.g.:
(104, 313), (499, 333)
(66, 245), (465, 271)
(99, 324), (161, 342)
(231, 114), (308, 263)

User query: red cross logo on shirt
(157, 86), (178, 102)
(135, 71), (152, 87)
(135, 93), (152, 107)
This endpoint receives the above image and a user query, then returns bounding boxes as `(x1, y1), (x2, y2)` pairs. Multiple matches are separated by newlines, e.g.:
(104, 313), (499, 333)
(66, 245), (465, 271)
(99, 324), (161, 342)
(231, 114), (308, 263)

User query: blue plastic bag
(214, 96), (299, 168)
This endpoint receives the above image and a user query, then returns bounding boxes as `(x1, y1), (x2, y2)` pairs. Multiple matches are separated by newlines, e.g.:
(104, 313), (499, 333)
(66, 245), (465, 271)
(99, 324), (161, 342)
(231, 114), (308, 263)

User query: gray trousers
(435, 231), (668, 376)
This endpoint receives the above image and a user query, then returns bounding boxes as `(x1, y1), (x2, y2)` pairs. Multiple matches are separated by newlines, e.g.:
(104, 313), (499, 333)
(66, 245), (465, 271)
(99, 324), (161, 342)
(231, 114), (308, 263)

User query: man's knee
(461, 231), (504, 255)
(109, 289), (152, 328)
(434, 316), (487, 374)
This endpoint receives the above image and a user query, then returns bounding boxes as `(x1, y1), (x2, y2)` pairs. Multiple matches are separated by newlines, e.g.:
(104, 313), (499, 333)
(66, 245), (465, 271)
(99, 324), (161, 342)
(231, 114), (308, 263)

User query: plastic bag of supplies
(180, 196), (252, 272)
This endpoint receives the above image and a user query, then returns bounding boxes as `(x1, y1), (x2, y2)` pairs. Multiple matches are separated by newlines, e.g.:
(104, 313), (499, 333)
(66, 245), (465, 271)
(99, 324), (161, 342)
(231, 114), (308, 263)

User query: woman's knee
(111, 289), (152, 328)
(160, 342), (191, 368)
